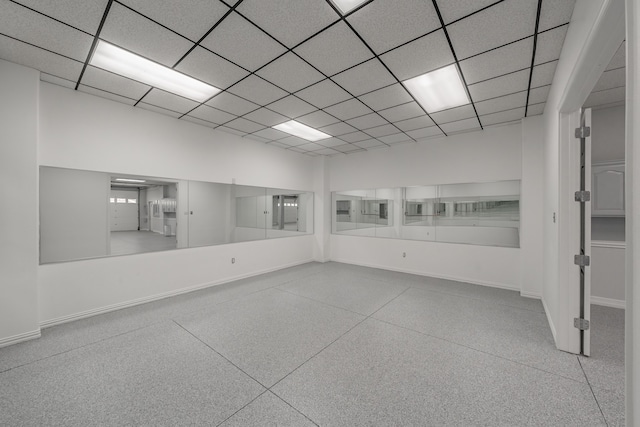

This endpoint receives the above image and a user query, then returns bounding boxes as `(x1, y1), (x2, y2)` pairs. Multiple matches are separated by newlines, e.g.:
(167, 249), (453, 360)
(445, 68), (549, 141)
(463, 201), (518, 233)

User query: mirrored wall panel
(40, 166), (313, 264)
(333, 180), (520, 248)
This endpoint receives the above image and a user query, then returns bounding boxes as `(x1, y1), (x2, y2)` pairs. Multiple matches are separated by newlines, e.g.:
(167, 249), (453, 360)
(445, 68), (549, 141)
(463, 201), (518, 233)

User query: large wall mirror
(332, 180), (520, 248)
(39, 166), (313, 264)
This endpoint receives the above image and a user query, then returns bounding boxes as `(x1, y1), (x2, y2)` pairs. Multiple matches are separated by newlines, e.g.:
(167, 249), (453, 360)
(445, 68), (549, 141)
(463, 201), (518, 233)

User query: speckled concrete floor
(0, 262), (624, 426)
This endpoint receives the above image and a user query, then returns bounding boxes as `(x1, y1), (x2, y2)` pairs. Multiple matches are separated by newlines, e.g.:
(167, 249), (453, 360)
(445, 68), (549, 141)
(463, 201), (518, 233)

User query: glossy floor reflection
(0, 262), (623, 426)
(110, 230), (177, 256)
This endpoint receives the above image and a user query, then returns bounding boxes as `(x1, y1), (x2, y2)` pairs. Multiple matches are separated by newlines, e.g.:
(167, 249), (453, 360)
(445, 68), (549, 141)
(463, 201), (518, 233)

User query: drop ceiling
(0, 0), (577, 156)
(584, 40), (626, 109)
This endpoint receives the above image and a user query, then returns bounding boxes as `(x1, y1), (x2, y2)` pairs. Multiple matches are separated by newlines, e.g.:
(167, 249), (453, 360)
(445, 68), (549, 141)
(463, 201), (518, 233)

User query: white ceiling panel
(475, 91), (527, 116)
(534, 25), (568, 65)
(41, 73), (76, 89)
(530, 60), (558, 88)
(592, 68), (626, 92)
(181, 115), (218, 129)
(175, 46), (249, 90)
(339, 131), (371, 143)
(296, 110), (341, 128)
(252, 128), (289, 141)
(200, 12), (286, 72)
(119, 0), (229, 42)
(334, 144), (364, 153)
(606, 42), (625, 71)
(295, 79), (352, 109)
(448, 0), (537, 60)
(406, 126), (444, 140)
(142, 89), (200, 114)
(346, 113), (388, 130)
(381, 30), (454, 81)
(527, 103), (546, 116)
(294, 21), (373, 77)
(296, 142), (326, 152)
(394, 115), (435, 132)
(256, 52), (325, 93)
(331, 59), (396, 96)
(224, 117), (266, 133)
(320, 122), (357, 137)
(78, 85), (137, 105)
(359, 84), (413, 111)
(538, 0), (576, 32)
(347, 0), (441, 55)
(317, 137), (349, 148)
(527, 85), (551, 105)
(378, 102), (424, 123)
(354, 139), (386, 149)
(0, 1), (94, 62)
(243, 108), (288, 127)
(315, 147), (341, 156)
(227, 75), (288, 105)
(378, 133), (413, 144)
(480, 107), (525, 127)
(324, 98), (373, 121)
(367, 124), (401, 139)
(216, 126), (247, 136)
(138, 102), (182, 118)
(459, 37), (533, 84)
(440, 117), (481, 134)
(436, 0), (499, 24)
(100, 3), (193, 67)
(16, 0), (107, 34)
(467, 69), (530, 101)
(0, 34), (83, 82)
(266, 96), (316, 118)
(264, 140), (288, 147)
(279, 136), (309, 147)
(237, 0), (338, 48)
(81, 66), (151, 99)
(584, 87), (626, 109)
(430, 104), (476, 125)
(188, 104), (237, 125)
(205, 92), (259, 116)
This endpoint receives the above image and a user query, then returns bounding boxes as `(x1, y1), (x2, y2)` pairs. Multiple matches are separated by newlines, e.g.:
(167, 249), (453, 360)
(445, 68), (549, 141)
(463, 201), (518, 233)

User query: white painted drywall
(590, 241), (625, 307)
(592, 105), (625, 163)
(0, 60), (40, 346)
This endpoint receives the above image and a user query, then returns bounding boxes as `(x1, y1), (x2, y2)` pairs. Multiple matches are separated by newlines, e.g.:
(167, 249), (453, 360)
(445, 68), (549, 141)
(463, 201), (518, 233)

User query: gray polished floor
(0, 262), (624, 426)
(110, 230), (177, 256)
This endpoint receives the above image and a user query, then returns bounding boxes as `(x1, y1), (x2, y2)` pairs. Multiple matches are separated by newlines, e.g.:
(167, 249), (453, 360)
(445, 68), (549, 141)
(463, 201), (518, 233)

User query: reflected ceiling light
(273, 120), (331, 142)
(403, 64), (470, 113)
(330, 0), (369, 14)
(115, 178), (146, 183)
(90, 40), (220, 102)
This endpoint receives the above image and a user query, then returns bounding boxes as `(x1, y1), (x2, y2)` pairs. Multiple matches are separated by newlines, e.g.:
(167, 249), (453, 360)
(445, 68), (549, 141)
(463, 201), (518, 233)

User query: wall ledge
(591, 240), (626, 249)
(591, 296), (625, 309)
(0, 328), (41, 349)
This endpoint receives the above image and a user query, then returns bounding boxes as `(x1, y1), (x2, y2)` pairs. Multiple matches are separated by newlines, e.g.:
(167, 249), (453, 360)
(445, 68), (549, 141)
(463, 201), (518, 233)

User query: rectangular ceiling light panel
(404, 64), (470, 113)
(90, 40), (220, 102)
(115, 178), (146, 183)
(330, 0), (369, 14)
(273, 120), (331, 141)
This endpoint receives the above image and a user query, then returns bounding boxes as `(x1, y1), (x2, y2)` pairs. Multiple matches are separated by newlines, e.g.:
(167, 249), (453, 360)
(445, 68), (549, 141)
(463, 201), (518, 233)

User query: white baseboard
(591, 295), (625, 309)
(0, 328), (41, 349)
(541, 298), (557, 344)
(520, 291), (541, 300)
(40, 258), (314, 329)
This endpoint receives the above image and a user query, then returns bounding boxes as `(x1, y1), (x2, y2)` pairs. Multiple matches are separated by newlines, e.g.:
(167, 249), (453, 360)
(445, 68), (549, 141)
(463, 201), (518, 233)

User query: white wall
(590, 241), (625, 308)
(592, 104), (625, 164)
(328, 123), (523, 290)
(37, 82), (318, 325)
(0, 60), (40, 346)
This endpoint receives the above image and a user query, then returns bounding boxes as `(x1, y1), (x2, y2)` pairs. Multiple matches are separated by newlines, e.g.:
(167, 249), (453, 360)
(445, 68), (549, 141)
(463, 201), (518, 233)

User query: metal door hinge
(575, 126), (591, 138)
(574, 254), (590, 266)
(574, 318), (590, 330)
(574, 191), (591, 202)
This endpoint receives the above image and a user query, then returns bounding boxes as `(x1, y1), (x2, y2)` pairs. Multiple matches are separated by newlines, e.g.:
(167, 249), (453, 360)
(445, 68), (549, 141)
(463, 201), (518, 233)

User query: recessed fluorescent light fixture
(273, 120), (331, 142)
(115, 178), (146, 183)
(90, 40), (220, 102)
(403, 64), (470, 113)
(330, 0), (369, 14)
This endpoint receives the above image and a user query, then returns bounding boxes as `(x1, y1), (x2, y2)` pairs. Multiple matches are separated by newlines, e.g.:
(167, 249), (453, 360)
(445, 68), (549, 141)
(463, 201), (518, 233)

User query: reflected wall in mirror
(39, 166), (313, 264)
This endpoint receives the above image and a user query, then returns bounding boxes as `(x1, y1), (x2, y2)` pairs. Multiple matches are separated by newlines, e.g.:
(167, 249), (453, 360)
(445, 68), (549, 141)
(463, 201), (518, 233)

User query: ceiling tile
(256, 52), (325, 93)
(217, 126), (247, 136)
(227, 75), (288, 105)
(440, 117), (481, 134)
(317, 137), (348, 148)
(296, 142), (326, 152)
(331, 59), (396, 96)
(333, 144), (363, 153)
(224, 117), (266, 133)
(265, 140), (289, 147)
(287, 145), (308, 153)
(243, 108), (288, 127)
(354, 139), (386, 149)
(475, 91), (527, 116)
(245, 134), (271, 143)
(206, 92), (259, 116)
(253, 128), (289, 140)
(315, 147), (341, 156)
(295, 79), (352, 109)
(379, 133), (413, 144)
(448, 0), (537, 60)
(296, 110), (341, 128)
(237, 0), (338, 48)
(378, 102), (424, 123)
(362, 124), (398, 137)
(319, 122), (357, 136)
(527, 103), (546, 116)
(339, 131), (371, 143)
(0, 34), (83, 82)
(437, 0), (499, 24)
(141, 89), (200, 114)
(266, 96), (316, 118)
(406, 126), (444, 140)
(592, 67), (626, 92)
(138, 102), (182, 118)
(381, 30), (454, 81)
(279, 136), (309, 147)
(530, 60), (558, 88)
(200, 12), (286, 72)
(347, 0), (440, 55)
(100, 3), (193, 67)
(534, 25), (568, 65)
(119, 0), (229, 41)
(359, 84), (413, 111)
(459, 37), (533, 84)
(346, 113), (387, 129)
(480, 107), (525, 127)
(294, 21), (373, 77)
(394, 115), (435, 132)
(538, 0), (576, 32)
(467, 69), (530, 101)
(81, 66), (151, 99)
(41, 73), (76, 89)
(16, 0), (107, 34)
(527, 85), (551, 105)
(175, 46), (249, 90)
(78, 85), (137, 105)
(605, 42), (625, 71)
(430, 104), (476, 124)
(181, 115), (218, 129)
(0, 1), (94, 62)
(188, 104), (237, 124)
(324, 98), (373, 120)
